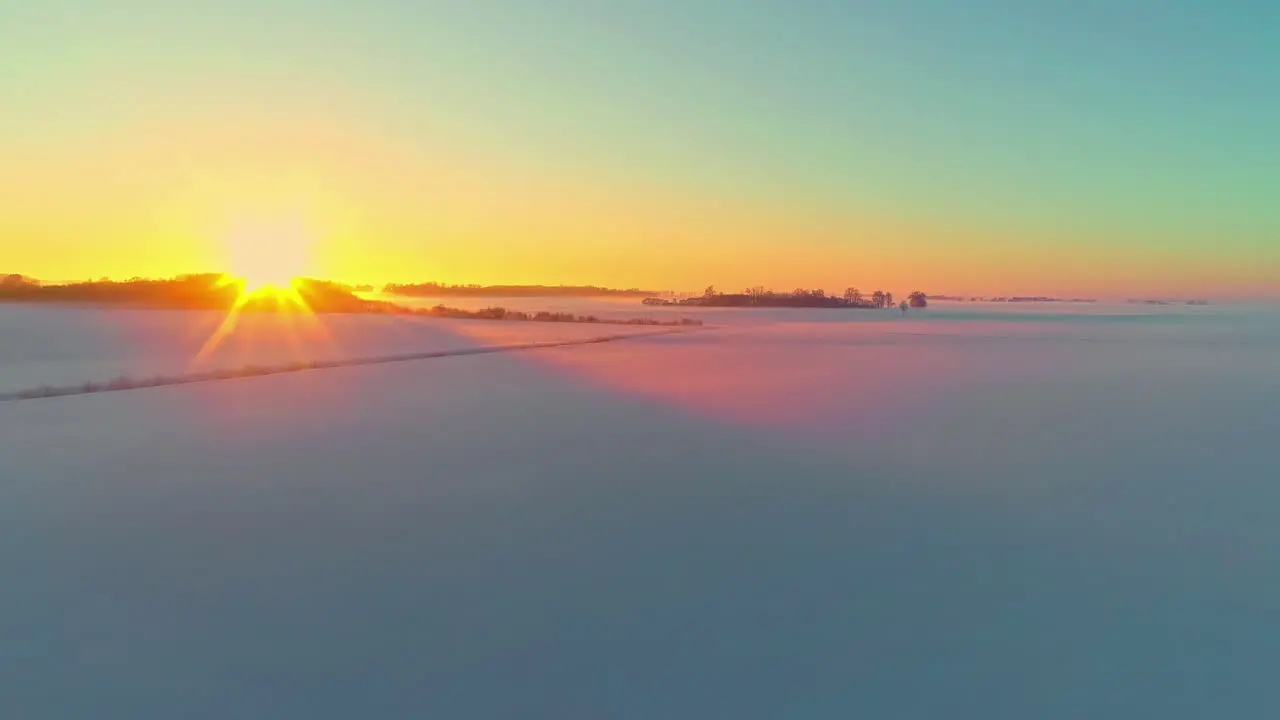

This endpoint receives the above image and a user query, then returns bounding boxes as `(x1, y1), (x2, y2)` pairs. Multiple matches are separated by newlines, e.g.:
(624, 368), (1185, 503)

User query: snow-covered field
(0, 305), (672, 394)
(363, 292), (675, 320)
(3, 303), (1279, 717)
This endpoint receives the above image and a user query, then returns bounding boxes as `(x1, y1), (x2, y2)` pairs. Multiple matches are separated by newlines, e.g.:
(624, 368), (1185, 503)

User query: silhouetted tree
(871, 290), (885, 308)
(2, 274), (37, 288)
(884, 292), (894, 308)
(908, 291), (929, 308)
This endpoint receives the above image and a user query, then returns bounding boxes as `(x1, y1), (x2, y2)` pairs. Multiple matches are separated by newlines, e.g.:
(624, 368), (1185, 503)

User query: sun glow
(191, 216), (333, 365)
(222, 217), (316, 296)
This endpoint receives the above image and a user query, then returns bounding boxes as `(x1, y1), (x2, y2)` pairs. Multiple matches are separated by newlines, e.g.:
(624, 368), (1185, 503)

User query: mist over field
(3, 302), (1278, 718)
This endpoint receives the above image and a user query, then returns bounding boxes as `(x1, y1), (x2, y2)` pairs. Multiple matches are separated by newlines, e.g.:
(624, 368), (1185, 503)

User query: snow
(362, 292), (677, 320)
(2, 303), (1279, 717)
(0, 305), (671, 394)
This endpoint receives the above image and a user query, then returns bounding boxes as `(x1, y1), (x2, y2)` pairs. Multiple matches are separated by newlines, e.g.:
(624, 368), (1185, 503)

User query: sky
(3, 0), (1277, 298)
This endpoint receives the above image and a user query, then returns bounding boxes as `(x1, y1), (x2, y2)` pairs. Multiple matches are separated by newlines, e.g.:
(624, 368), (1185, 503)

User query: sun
(195, 215), (328, 364)
(222, 217), (315, 295)
(238, 271), (297, 296)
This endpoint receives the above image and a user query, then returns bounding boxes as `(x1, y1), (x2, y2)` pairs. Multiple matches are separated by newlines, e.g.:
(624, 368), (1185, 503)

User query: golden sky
(4, 1), (1277, 299)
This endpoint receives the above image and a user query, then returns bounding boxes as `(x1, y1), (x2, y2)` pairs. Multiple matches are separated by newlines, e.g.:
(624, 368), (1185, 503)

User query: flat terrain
(0, 305), (674, 394)
(3, 303), (1278, 718)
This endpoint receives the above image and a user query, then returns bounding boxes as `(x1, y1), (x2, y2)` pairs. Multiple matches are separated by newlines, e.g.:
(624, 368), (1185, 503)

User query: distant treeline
(382, 303), (700, 327)
(0, 273), (372, 312)
(384, 282), (659, 298)
(0, 273), (699, 326)
(3, 273), (236, 308)
(645, 286), (928, 309)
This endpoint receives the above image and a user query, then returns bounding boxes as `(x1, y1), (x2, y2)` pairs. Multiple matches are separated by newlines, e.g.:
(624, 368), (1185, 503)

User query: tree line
(385, 303), (701, 326)
(644, 286), (928, 309)
(0, 274), (376, 312)
(384, 282), (658, 298)
(1, 273), (700, 325)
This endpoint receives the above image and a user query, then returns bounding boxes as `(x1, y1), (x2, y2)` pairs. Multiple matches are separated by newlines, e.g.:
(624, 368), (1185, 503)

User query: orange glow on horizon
(193, 279), (326, 365)
(221, 215), (317, 294)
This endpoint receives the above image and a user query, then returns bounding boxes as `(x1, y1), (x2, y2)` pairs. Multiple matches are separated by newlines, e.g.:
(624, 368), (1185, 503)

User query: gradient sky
(4, 1), (1277, 297)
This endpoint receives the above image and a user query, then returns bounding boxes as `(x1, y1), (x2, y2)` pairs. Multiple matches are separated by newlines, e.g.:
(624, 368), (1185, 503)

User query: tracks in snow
(0, 328), (695, 403)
